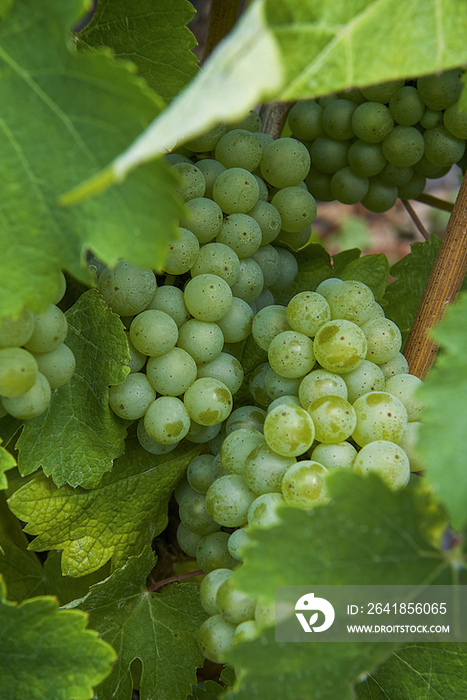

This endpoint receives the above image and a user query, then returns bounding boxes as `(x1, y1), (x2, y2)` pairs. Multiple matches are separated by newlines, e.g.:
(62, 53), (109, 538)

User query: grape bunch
(288, 68), (467, 212)
(0, 273), (76, 421)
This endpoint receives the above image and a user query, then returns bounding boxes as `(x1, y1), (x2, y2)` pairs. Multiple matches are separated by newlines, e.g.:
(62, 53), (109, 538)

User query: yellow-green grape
(444, 101), (467, 139)
(177, 319), (224, 365)
(351, 102), (394, 143)
(246, 200), (282, 246)
(179, 490), (220, 536)
(384, 374), (424, 421)
(343, 359), (386, 403)
(216, 578), (257, 624)
(264, 368), (301, 401)
(281, 461), (330, 509)
(228, 527), (252, 562)
(197, 352), (244, 395)
(268, 331), (315, 379)
(417, 68), (464, 111)
(137, 418), (179, 455)
(271, 187), (317, 233)
(163, 227), (200, 275)
(172, 162), (206, 201)
(176, 522), (202, 557)
(124, 332), (147, 373)
(244, 443), (296, 494)
(144, 396), (191, 443)
(270, 248), (299, 293)
(0, 308), (35, 348)
(32, 344), (76, 389)
(307, 396), (357, 443)
(212, 167), (259, 214)
(255, 602), (275, 629)
(313, 320), (368, 374)
(322, 98), (357, 140)
(298, 369), (348, 410)
(267, 394), (301, 413)
(210, 452), (229, 481)
(215, 128), (262, 171)
(179, 195), (223, 243)
(146, 285), (190, 328)
(286, 291), (331, 337)
(184, 377), (233, 426)
(191, 242), (241, 286)
(185, 420), (222, 445)
(251, 245), (281, 288)
(205, 475), (257, 527)
(361, 318), (402, 364)
(225, 405), (266, 434)
(97, 260), (157, 316)
(184, 274), (233, 323)
(263, 403), (315, 457)
(326, 280), (376, 325)
(230, 258), (264, 304)
(252, 305), (291, 351)
(361, 79), (405, 103)
(130, 310), (178, 357)
(228, 109), (262, 132)
(52, 271), (67, 305)
(24, 305), (68, 354)
(233, 620), (258, 643)
(198, 614), (236, 663)
(220, 428), (265, 476)
(0, 347), (37, 397)
(216, 297), (254, 343)
(315, 277), (345, 300)
(174, 475), (192, 505)
(352, 391), (408, 447)
(353, 440), (410, 490)
(1, 372), (51, 419)
(260, 137), (311, 188)
(200, 569), (233, 615)
(146, 348), (197, 396)
(311, 441), (357, 470)
(396, 421), (423, 472)
(253, 173), (269, 202)
(287, 100), (324, 141)
(248, 492), (285, 529)
(378, 352), (409, 380)
(196, 531), (237, 572)
(216, 214), (262, 259)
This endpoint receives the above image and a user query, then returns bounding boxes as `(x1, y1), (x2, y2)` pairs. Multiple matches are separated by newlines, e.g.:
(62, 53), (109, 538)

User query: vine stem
(202, 0), (241, 62)
(403, 170), (467, 379)
(147, 569), (205, 592)
(415, 192), (454, 213)
(401, 200), (430, 241)
(259, 101), (295, 139)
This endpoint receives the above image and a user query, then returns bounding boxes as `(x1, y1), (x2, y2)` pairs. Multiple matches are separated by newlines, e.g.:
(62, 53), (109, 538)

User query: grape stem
(401, 200), (430, 241)
(147, 569), (205, 592)
(415, 192), (454, 213)
(403, 169), (467, 379)
(202, 0), (241, 62)
(259, 102), (295, 139)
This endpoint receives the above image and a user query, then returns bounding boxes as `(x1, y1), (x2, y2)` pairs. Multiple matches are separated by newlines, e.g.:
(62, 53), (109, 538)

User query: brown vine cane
(259, 102), (295, 140)
(403, 169), (467, 379)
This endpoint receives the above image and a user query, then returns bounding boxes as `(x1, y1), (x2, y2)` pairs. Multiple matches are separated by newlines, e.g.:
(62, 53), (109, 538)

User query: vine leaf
(8, 438), (201, 576)
(80, 0), (199, 102)
(16, 290), (130, 490)
(0, 575), (116, 700)
(72, 546), (208, 700)
(0, 439), (16, 490)
(0, 0), (184, 321)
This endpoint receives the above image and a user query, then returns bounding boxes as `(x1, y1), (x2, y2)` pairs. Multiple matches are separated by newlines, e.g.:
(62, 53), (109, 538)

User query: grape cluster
(288, 68), (466, 212)
(0, 273), (75, 421)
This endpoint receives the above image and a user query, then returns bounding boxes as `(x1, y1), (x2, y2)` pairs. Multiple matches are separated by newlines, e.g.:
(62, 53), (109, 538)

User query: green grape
(216, 297), (254, 343)
(396, 421), (423, 472)
(0, 347), (37, 397)
(268, 330), (315, 379)
(165, 153), (191, 166)
(212, 167), (259, 214)
(216, 578), (257, 624)
(352, 391), (408, 447)
(137, 418), (179, 455)
(248, 492), (285, 529)
(443, 101), (467, 139)
(146, 285), (190, 328)
(146, 347), (197, 396)
(248, 362), (271, 407)
(251, 245), (281, 288)
(343, 359), (386, 403)
(184, 122), (226, 152)
(388, 86), (425, 126)
(214, 128), (262, 171)
(216, 214), (262, 258)
(52, 271), (67, 305)
(179, 195), (223, 243)
(206, 474), (256, 527)
(382, 125), (425, 167)
(197, 352), (244, 395)
(24, 305), (68, 354)
(298, 369), (348, 410)
(230, 258), (264, 303)
(195, 160), (226, 200)
(174, 475), (192, 505)
(221, 428), (265, 476)
(228, 528), (252, 561)
(255, 601), (276, 628)
(197, 531), (237, 572)
(351, 102), (394, 143)
(315, 278), (345, 299)
(198, 614), (236, 663)
(124, 332), (147, 373)
(186, 419), (222, 444)
(252, 305), (290, 351)
(304, 165), (334, 202)
(311, 441), (357, 470)
(1, 371), (51, 420)
(144, 395), (191, 443)
(172, 162), (206, 201)
(319, 93), (338, 108)
(210, 452), (229, 480)
(253, 174), (269, 201)
(32, 343), (76, 390)
(260, 137), (311, 188)
(417, 68), (464, 111)
(327, 280), (376, 325)
(246, 200), (282, 246)
(255, 288), (275, 311)
(287, 100), (324, 141)
(397, 172), (426, 200)
(361, 317), (402, 364)
(310, 136), (351, 173)
(264, 368), (301, 401)
(97, 260), (157, 316)
(184, 377), (233, 426)
(378, 352), (409, 380)
(281, 461), (330, 509)
(179, 490), (220, 535)
(384, 374), (424, 421)
(338, 87), (366, 104)
(0, 308), (35, 348)
(313, 320), (368, 374)
(307, 395), (356, 443)
(361, 79), (405, 103)
(253, 132), (274, 154)
(227, 109), (262, 132)
(348, 140), (386, 177)
(379, 162), (414, 186)
(176, 522), (202, 557)
(353, 440), (410, 490)
(271, 394), (303, 414)
(225, 405), (266, 433)
(423, 124), (465, 167)
(177, 319), (224, 365)
(263, 403), (315, 457)
(322, 99), (357, 140)
(330, 167), (369, 204)
(270, 248), (299, 292)
(191, 242), (240, 286)
(163, 227), (199, 275)
(361, 176), (398, 212)
(271, 187), (317, 233)
(184, 274), (233, 323)
(413, 155), (449, 179)
(419, 108), (443, 130)
(199, 569), (233, 615)
(244, 443), (296, 494)
(130, 310), (178, 356)
(109, 372), (156, 420)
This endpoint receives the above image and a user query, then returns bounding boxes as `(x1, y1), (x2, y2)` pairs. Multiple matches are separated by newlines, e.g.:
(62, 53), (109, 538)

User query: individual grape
(389, 86), (425, 126)
(417, 68), (463, 111)
(298, 369), (348, 410)
(275, 226), (312, 251)
(378, 352), (409, 380)
(251, 245), (281, 288)
(221, 428), (265, 476)
(352, 391), (408, 447)
(184, 274), (233, 323)
(217, 578), (256, 624)
(177, 319), (224, 364)
(313, 320), (368, 374)
(443, 101), (467, 139)
(173, 475), (193, 505)
(230, 258), (264, 304)
(214, 129), (262, 171)
(420, 108), (443, 130)
(361, 79), (405, 103)
(268, 395), (301, 413)
(361, 317), (402, 364)
(0, 347), (37, 397)
(183, 377), (233, 426)
(352, 102), (394, 143)
(179, 490), (220, 535)
(269, 248), (299, 292)
(338, 87), (366, 104)
(176, 522), (202, 557)
(264, 368), (301, 401)
(24, 305), (68, 354)
(191, 243), (240, 287)
(423, 124), (465, 167)
(248, 362), (271, 407)
(198, 614), (236, 663)
(271, 187), (317, 233)
(146, 285), (190, 328)
(165, 153), (191, 166)
(0, 308), (35, 348)
(108, 372), (156, 419)
(326, 280), (376, 325)
(382, 125), (425, 167)
(216, 214), (262, 259)
(348, 140), (386, 177)
(1, 371), (51, 420)
(97, 260), (157, 316)
(309, 137), (351, 173)
(244, 443), (296, 494)
(379, 162), (414, 186)
(253, 174), (269, 201)
(281, 461), (330, 509)
(253, 132), (274, 153)
(199, 569), (233, 615)
(397, 172), (426, 200)
(225, 405), (266, 433)
(212, 168), (259, 214)
(343, 359), (386, 403)
(216, 297), (254, 344)
(353, 440), (410, 490)
(124, 332), (147, 373)
(246, 200), (282, 246)
(255, 602), (276, 628)
(163, 227), (200, 275)
(130, 310), (178, 356)
(197, 352), (244, 395)
(228, 528), (252, 561)
(179, 196), (223, 243)
(210, 452), (229, 480)
(311, 441), (357, 470)
(315, 278), (345, 299)
(248, 492), (285, 529)
(205, 474), (256, 527)
(52, 271), (67, 305)
(287, 100), (323, 141)
(330, 167), (369, 204)
(254, 288), (275, 311)
(304, 165), (334, 201)
(322, 99), (357, 140)
(413, 154), (450, 179)
(384, 374), (424, 421)
(307, 395), (356, 443)
(186, 419), (222, 444)
(195, 160), (227, 200)
(252, 305), (290, 351)
(227, 109), (262, 132)
(184, 122), (226, 152)
(172, 162), (206, 201)
(268, 330), (315, 379)
(396, 421), (423, 472)
(137, 418), (179, 454)
(144, 396), (191, 443)
(263, 403), (315, 457)
(197, 530), (238, 571)
(146, 347), (197, 396)
(32, 343), (76, 389)
(260, 137), (311, 188)
(361, 177), (398, 213)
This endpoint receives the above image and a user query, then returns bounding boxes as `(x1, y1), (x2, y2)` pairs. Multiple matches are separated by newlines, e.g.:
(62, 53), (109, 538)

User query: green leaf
(274, 243), (333, 305)
(8, 437), (201, 576)
(0, 575), (116, 700)
(340, 253), (390, 301)
(0, 0), (184, 320)
(267, 0), (467, 100)
(16, 290), (129, 489)
(0, 438), (16, 490)
(189, 681), (228, 699)
(0, 491), (32, 552)
(418, 292), (467, 530)
(332, 247), (364, 273)
(356, 643), (467, 699)
(80, 0), (199, 102)
(384, 235), (441, 344)
(74, 546), (207, 700)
